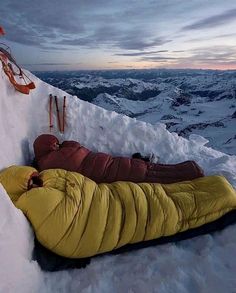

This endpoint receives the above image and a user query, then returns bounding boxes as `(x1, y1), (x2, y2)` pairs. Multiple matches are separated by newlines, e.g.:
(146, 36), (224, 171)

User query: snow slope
(0, 69), (236, 292)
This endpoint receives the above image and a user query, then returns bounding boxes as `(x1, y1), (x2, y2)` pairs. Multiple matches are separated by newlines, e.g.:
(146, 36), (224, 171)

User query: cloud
(0, 0), (173, 51)
(22, 63), (74, 66)
(56, 25), (172, 51)
(1, 0), (234, 51)
(186, 33), (236, 44)
(189, 45), (236, 59)
(140, 56), (179, 62)
(182, 8), (236, 31)
(114, 36), (171, 50)
(1, 0), (236, 70)
(136, 45), (236, 67)
(0, 0), (84, 47)
(114, 50), (169, 56)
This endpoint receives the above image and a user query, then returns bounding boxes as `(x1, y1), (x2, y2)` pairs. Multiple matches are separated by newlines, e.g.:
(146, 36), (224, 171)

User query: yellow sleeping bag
(1, 166), (236, 258)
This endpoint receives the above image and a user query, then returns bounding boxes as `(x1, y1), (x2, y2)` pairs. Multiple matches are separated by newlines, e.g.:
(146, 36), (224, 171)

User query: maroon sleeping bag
(33, 134), (204, 184)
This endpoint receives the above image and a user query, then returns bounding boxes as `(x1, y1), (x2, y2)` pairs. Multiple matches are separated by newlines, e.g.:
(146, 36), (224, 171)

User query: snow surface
(0, 69), (236, 292)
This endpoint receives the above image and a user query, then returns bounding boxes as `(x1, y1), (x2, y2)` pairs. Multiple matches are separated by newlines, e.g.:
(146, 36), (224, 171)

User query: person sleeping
(33, 134), (204, 184)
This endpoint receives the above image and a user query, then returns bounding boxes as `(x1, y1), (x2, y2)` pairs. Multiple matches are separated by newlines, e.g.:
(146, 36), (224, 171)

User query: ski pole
(54, 95), (62, 132)
(62, 96), (66, 133)
(49, 94), (53, 132)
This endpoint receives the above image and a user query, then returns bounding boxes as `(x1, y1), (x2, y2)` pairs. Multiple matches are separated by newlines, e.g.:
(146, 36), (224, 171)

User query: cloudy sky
(1, 0), (236, 71)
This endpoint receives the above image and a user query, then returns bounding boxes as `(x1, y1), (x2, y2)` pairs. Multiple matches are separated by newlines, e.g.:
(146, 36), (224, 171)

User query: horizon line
(30, 67), (236, 72)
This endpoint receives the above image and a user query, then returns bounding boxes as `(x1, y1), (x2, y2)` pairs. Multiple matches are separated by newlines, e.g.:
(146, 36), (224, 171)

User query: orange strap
(0, 26), (36, 94)
(0, 54), (35, 94)
(1, 61), (30, 94)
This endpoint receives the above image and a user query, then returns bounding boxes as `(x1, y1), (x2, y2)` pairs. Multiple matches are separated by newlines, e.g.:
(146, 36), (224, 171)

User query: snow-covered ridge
(73, 76), (157, 93)
(93, 90), (236, 155)
(1, 68), (236, 293)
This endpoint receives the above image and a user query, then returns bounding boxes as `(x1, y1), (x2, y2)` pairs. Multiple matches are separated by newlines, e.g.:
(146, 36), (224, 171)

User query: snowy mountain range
(36, 69), (236, 155)
(1, 68), (236, 293)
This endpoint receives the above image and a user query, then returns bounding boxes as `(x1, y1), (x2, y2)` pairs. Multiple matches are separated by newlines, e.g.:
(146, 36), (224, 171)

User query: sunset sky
(1, 0), (236, 71)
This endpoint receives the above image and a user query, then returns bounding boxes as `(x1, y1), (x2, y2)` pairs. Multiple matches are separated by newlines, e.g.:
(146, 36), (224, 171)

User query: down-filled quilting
(33, 134), (204, 184)
(1, 166), (235, 259)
